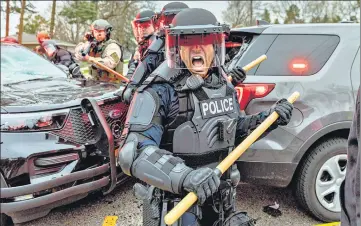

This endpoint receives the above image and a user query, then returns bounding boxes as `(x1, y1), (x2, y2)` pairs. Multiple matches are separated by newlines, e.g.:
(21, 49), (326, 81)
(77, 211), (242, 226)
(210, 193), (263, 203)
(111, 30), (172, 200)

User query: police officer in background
(126, 10), (157, 79)
(75, 19), (124, 83)
(120, 3), (189, 103)
(34, 31), (50, 57)
(42, 40), (83, 78)
(154, 2), (189, 32)
(117, 8), (294, 226)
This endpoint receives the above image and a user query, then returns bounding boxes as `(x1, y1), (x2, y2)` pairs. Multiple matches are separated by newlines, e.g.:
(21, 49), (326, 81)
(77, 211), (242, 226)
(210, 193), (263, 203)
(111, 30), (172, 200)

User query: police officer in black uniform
(126, 10), (158, 79)
(42, 40), (83, 78)
(120, 3), (190, 103)
(118, 8), (294, 226)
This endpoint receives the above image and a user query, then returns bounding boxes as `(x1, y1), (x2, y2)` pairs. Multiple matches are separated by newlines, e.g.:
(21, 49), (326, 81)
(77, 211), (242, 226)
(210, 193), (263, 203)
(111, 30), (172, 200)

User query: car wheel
(294, 137), (347, 222)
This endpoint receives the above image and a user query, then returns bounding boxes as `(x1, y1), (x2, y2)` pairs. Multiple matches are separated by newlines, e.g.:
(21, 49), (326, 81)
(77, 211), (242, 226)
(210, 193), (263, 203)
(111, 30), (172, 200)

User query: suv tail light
(235, 83), (275, 110)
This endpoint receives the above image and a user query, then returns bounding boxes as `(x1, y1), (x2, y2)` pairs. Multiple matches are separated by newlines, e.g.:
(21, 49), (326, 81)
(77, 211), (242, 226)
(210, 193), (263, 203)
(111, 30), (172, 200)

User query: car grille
(51, 100), (128, 145)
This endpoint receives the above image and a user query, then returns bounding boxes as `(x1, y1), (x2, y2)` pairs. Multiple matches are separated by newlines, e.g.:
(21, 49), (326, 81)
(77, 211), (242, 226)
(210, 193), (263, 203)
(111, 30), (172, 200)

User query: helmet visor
(131, 20), (154, 40)
(158, 14), (176, 30)
(165, 32), (225, 72)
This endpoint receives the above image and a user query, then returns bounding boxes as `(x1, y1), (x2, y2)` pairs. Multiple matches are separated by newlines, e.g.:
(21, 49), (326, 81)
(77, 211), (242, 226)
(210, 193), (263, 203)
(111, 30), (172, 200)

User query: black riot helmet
(155, 2), (189, 31)
(165, 8), (228, 75)
(132, 10), (156, 42)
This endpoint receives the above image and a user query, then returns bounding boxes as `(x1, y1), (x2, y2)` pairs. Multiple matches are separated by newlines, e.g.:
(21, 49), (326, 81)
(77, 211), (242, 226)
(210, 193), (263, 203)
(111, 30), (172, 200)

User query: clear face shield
(131, 19), (155, 42)
(158, 13), (176, 30)
(165, 31), (225, 76)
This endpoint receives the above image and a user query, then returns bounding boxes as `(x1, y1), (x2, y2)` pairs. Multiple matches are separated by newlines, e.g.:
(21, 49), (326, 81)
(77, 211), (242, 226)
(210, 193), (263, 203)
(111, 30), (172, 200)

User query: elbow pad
(131, 146), (192, 194)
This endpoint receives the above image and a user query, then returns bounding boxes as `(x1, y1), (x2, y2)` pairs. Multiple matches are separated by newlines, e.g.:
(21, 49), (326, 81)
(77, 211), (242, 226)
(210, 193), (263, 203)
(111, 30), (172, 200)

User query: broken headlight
(1, 109), (69, 132)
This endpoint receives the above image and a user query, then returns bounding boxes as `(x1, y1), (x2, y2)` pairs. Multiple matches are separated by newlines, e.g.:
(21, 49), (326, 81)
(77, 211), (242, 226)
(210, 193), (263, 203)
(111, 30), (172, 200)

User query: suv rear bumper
(1, 164), (109, 223)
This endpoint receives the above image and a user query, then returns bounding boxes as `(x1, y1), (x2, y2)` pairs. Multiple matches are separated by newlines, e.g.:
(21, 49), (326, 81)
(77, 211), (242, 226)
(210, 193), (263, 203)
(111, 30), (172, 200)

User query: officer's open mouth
(192, 56), (204, 68)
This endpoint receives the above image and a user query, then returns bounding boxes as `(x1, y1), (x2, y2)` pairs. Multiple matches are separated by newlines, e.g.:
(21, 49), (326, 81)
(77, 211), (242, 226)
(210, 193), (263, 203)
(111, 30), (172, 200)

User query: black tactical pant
(139, 181), (255, 226)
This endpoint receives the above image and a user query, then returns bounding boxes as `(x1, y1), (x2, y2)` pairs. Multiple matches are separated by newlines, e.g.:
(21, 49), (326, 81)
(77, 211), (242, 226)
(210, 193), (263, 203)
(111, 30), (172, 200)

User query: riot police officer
(126, 10), (157, 79)
(154, 2), (189, 32)
(121, 3), (189, 103)
(75, 19), (124, 83)
(118, 8), (294, 226)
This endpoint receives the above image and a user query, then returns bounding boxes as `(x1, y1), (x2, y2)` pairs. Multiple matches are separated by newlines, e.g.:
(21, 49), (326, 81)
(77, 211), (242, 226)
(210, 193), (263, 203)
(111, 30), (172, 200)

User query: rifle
(81, 33), (97, 57)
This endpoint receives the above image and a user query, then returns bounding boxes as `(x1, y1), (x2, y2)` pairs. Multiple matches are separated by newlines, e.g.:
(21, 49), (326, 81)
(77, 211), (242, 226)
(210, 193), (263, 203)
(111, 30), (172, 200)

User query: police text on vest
(200, 97), (235, 119)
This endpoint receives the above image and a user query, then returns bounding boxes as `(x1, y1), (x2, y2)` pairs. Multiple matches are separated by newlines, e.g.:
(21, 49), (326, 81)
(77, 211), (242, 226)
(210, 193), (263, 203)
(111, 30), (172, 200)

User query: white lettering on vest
(202, 103), (209, 116)
(223, 99), (229, 111)
(209, 102), (216, 114)
(215, 101), (222, 113)
(199, 96), (235, 119)
(228, 98), (234, 111)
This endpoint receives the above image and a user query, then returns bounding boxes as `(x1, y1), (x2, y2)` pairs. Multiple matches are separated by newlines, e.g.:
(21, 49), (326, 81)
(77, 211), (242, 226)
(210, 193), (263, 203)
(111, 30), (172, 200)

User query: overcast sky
(0, 1), (228, 37)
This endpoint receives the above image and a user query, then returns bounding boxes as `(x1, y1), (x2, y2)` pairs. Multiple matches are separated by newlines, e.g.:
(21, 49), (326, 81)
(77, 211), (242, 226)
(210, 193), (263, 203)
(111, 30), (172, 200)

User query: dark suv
(0, 43), (128, 225)
(227, 23), (360, 222)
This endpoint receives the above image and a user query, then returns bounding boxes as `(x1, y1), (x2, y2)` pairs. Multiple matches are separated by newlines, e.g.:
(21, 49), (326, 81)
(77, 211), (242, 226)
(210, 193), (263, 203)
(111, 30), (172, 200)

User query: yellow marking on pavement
(314, 222), (340, 226)
(102, 216), (118, 226)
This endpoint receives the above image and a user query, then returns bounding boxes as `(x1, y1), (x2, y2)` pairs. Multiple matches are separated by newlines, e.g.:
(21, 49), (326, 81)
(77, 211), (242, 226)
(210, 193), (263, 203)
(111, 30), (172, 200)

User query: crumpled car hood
(1, 78), (123, 112)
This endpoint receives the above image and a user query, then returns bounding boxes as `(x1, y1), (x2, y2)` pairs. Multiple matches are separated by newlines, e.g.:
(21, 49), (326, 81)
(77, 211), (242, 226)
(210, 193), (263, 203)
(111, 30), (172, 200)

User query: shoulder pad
(147, 36), (165, 53)
(151, 61), (183, 83)
(128, 89), (159, 130)
(137, 62), (186, 92)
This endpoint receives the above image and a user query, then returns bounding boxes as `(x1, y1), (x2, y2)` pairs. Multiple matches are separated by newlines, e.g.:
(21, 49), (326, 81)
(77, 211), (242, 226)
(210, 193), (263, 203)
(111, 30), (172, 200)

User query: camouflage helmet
(91, 19), (113, 32)
(91, 19), (113, 39)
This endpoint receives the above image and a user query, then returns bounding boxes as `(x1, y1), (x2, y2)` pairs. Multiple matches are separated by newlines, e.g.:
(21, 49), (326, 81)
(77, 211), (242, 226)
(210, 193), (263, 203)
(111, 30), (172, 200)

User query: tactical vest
(89, 39), (124, 83)
(139, 67), (239, 168)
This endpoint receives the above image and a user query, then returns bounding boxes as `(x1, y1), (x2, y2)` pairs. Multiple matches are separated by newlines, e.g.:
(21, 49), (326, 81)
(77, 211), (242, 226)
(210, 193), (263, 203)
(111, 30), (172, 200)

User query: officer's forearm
(119, 133), (192, 194)
(126, 61), (138, 78)
(236, 109), (278, 138)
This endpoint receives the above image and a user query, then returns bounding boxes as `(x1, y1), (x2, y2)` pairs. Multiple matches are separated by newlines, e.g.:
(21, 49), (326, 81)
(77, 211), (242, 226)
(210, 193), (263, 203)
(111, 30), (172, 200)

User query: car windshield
(1, 44), (67, 85)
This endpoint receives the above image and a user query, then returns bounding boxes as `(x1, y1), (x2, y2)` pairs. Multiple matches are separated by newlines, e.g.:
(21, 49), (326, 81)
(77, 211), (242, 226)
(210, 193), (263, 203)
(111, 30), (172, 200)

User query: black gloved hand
(182, 167), (220, 205)
(229, 66), (246, 86)
(272, 98), (294, 126)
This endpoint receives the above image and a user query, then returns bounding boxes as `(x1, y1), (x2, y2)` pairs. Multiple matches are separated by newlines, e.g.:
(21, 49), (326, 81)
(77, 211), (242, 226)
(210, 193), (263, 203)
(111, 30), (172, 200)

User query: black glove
(272, 98), (293, 126)
(229, 66), (246, 86)
(182, 167), (221, 205)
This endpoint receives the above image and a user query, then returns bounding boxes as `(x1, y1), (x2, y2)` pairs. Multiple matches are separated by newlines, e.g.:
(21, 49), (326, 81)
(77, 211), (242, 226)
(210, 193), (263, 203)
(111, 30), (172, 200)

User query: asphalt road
(17, 179), (322, 226)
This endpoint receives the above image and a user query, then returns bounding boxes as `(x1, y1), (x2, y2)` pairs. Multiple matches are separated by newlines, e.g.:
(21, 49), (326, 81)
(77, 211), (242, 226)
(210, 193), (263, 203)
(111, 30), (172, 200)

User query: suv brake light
(235, 83), (275, 110)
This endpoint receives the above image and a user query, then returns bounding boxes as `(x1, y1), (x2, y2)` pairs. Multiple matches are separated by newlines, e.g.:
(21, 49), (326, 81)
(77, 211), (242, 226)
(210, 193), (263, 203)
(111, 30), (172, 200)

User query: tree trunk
(50, 0), (56, 37)
(18, 0), (26, 44)
(5, 0), (10, 36)
(95, 1), (98, 18)
(250, 0), (253, 26)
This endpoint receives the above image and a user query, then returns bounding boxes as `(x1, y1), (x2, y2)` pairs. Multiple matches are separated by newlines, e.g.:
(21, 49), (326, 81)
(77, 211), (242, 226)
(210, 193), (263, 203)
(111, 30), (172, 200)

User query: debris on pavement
(263, 202), (282, 217)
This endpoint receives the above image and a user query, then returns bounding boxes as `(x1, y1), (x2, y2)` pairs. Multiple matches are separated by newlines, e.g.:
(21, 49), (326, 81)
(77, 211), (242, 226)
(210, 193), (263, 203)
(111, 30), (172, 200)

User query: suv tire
(294, 137), (347, 222)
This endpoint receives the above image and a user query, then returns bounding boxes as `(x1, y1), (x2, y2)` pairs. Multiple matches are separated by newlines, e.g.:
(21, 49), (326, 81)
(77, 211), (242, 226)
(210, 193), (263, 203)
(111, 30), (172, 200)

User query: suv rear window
(236, 34), (340, 76)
